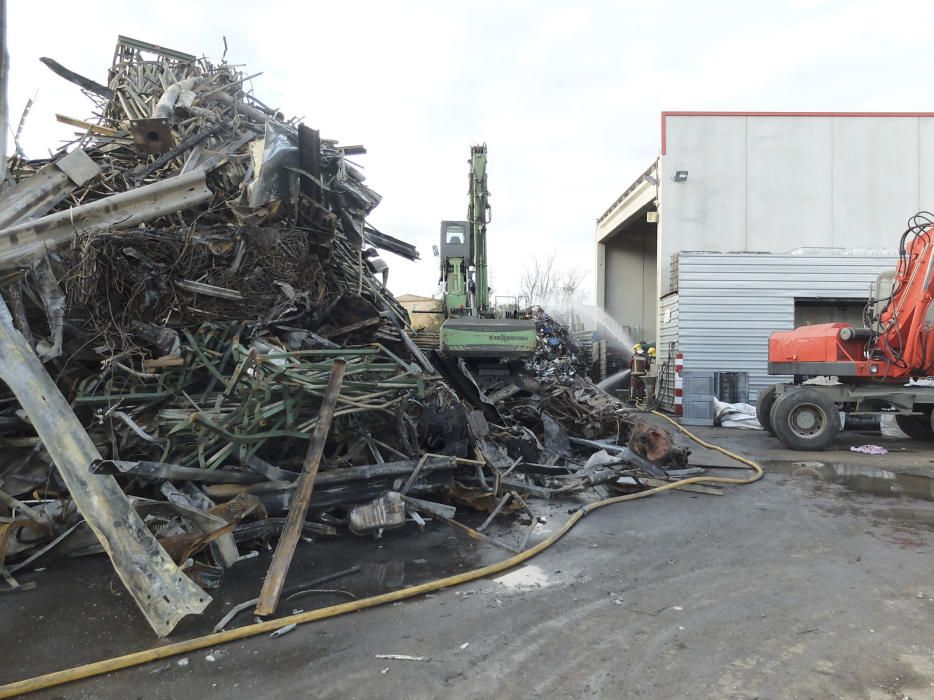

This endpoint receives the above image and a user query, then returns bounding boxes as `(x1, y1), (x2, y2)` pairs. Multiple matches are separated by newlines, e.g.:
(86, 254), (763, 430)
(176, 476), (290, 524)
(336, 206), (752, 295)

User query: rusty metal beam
(0, 149), (100, 229)
(0, 170), (212, 269)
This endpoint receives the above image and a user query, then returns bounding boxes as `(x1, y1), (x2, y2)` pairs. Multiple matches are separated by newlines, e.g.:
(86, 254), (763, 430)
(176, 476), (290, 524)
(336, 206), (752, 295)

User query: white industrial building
(596, 111), (934, 408)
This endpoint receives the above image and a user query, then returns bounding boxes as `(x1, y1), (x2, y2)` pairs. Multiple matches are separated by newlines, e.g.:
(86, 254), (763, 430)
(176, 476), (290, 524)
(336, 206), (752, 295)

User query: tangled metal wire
(56, 226), (329, 347)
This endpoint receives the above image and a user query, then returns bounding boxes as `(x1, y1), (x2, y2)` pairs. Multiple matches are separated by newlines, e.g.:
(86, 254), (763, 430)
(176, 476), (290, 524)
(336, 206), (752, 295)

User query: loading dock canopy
(597, 160), (658, 244)
(596, 160), (659, 341)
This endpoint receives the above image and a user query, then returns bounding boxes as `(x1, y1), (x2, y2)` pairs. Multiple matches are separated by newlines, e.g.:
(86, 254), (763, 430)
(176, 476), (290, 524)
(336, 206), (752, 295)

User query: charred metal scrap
(0, 36), (694, 636)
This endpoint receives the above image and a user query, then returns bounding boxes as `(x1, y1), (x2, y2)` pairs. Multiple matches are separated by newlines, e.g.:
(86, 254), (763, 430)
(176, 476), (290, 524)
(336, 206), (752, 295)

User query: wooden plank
(55, 114), (122, 137)
(254, 359), (347, 616)
(142, 355), (184, 370)
(321, 316), (382, 338)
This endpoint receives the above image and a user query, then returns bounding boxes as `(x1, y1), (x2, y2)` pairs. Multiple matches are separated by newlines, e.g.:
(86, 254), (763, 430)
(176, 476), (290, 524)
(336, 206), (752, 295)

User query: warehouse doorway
(601, 212), (657, 341)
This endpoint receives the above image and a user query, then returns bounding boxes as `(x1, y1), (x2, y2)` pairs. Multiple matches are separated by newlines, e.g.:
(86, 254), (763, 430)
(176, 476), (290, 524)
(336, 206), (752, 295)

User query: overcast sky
(6, 0), (934, 300)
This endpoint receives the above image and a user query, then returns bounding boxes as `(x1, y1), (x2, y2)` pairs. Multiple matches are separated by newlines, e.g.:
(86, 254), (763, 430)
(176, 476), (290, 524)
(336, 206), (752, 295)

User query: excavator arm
(468, 144), (491, 315)
(875, 221), (934, 372)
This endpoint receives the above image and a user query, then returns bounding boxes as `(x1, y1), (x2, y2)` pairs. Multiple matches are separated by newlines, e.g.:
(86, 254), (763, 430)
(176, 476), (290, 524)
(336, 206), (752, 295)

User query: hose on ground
(0, 413), (762, 699)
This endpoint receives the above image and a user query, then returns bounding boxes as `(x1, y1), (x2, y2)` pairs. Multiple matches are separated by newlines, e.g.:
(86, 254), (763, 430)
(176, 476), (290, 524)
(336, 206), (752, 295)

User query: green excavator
(437, 145), (537, 364)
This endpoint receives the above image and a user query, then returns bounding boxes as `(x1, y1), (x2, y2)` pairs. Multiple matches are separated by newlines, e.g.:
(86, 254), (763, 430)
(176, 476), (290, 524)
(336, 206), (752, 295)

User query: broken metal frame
(71, 330), (433, 475)
(0, 149), (100, 229)
(0, 295), (210, 636)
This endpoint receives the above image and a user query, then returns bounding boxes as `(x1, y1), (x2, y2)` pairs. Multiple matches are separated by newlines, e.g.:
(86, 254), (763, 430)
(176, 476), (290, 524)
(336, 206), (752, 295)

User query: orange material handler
(759, 211), (934, 450)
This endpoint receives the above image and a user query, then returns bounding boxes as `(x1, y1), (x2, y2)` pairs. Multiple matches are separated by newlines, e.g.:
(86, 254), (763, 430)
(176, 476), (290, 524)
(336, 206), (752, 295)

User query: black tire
(770, 387), (840, 451)
(895, 413), (934, 441)
(756, 384), (780, 436)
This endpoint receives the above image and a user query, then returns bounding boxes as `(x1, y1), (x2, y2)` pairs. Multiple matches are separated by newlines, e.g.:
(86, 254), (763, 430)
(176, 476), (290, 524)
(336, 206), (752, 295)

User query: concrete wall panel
(659, 116), (747, 293)
(746, 117), (833, 252)
(919, 118), (934, 208)
(831, 117), (919, 247)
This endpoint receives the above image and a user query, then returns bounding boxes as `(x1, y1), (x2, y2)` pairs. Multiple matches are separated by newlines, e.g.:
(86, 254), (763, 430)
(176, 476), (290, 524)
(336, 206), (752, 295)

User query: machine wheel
(770, 387), (840, 451)
(895, 413), (934, 441)
(756, 384), (780, 436)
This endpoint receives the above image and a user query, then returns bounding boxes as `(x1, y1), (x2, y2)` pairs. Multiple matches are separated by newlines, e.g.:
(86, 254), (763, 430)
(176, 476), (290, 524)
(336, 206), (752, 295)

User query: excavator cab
(866, 269), (896, 333)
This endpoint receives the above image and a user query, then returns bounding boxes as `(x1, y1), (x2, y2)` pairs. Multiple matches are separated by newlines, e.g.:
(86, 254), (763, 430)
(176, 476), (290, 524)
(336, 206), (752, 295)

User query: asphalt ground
(2, 424), (932, 699)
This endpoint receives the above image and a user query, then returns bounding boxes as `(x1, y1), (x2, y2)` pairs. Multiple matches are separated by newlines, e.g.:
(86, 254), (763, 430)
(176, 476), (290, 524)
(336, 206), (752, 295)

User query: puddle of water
(493, 565), (552, 590)
(767, 459), (934, 530)
(768, 460), (934, 503)
(871, 506), (934, 528)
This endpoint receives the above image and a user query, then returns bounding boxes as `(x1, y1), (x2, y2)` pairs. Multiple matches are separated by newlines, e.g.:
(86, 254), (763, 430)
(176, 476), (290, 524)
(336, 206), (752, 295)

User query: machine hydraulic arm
(468, 144), (491, 315)
(439, 144), (491, 318)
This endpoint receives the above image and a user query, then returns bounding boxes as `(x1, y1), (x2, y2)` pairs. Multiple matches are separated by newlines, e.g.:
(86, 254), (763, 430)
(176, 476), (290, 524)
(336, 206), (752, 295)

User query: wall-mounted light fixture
(673, 170), (689, 182)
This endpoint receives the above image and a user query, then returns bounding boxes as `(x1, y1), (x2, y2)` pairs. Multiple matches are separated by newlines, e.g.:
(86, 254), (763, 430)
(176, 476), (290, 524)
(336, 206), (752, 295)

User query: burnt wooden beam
(39, 57), (113, 98)
(254, 359), (346, 616)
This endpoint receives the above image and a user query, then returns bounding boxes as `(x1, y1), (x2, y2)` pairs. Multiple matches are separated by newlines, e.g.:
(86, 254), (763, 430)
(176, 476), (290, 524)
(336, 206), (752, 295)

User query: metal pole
(0, 0), (8, 183)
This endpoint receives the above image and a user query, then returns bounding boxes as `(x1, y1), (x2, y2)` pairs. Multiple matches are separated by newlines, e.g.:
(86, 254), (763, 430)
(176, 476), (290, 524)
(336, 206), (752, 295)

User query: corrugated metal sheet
(676, 252), (898, 400)
(657, 293), (679, 410)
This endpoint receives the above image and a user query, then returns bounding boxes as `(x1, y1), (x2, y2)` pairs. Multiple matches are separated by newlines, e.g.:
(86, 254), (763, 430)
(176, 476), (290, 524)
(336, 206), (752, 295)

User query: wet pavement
(2, 424), (933, 699)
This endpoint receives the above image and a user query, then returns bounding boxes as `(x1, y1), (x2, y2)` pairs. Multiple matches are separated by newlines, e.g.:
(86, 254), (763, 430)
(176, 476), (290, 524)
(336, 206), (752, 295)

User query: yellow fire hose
(0, 413), (762, 698)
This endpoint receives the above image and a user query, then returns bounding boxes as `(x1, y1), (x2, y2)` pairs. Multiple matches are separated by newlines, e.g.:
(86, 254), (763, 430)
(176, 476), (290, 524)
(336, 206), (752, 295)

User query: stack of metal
(0, 36), (690, 637)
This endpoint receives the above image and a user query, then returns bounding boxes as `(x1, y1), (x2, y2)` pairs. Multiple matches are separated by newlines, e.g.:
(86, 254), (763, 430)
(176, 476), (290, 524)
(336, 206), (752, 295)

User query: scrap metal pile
(0, 37), (693, 636)
(527, 306), (589, 380)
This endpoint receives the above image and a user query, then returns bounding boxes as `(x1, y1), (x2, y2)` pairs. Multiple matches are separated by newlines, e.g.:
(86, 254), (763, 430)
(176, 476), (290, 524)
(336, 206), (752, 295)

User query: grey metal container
(716, 371), (749, 404)
(681, 370), (716, 426)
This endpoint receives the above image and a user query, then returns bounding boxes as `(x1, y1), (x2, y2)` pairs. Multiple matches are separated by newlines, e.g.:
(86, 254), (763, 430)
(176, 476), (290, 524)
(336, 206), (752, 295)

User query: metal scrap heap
(0, 37), (692, 637)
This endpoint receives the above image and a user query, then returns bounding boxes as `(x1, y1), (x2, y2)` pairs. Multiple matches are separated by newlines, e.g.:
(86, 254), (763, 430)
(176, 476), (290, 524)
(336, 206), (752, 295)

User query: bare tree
(519, 251), (557, 306)
(520, 251), (588, 308)
(553, 266), (588, 306)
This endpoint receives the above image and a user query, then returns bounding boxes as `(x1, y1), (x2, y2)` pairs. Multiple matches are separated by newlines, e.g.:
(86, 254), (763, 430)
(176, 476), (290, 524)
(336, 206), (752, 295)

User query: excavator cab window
(867, 270), (896, 331)
(445, 225), (466, 245)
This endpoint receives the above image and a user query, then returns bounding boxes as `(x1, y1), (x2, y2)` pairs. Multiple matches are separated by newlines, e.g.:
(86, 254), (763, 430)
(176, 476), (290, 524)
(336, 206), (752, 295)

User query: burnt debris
(0, 36), (692, 635)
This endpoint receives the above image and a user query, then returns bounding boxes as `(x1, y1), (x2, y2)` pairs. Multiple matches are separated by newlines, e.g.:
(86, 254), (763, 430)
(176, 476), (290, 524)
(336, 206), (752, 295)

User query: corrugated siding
(676, 253), (897, 400)
(657, 293), (679, 410)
